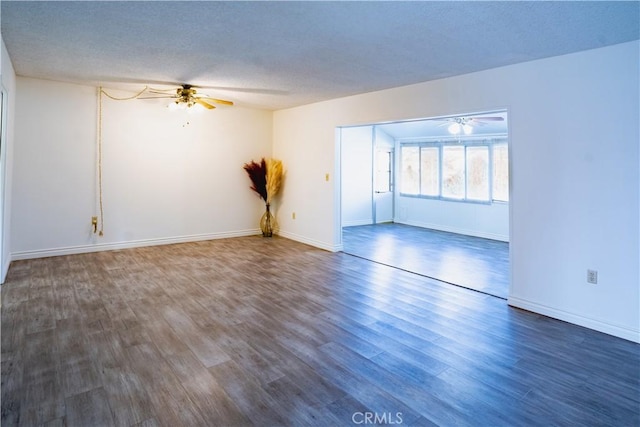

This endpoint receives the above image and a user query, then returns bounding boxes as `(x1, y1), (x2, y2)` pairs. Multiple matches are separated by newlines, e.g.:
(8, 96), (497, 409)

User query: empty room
(1, 2), (639, 426)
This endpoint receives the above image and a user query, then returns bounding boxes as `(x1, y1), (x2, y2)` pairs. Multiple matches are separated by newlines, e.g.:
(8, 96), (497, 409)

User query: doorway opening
(0, 88), (6, 284)
(339, 110), (510, 299)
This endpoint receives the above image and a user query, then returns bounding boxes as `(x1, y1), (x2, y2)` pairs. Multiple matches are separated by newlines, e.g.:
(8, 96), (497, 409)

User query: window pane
(400, 146), (419, 195)
(375, 150), (391, 193)
(442, 146), (465, 198)
(466, 146), (489, 201)
(420, 147), (439, 196)
(493, 144), (509, 201)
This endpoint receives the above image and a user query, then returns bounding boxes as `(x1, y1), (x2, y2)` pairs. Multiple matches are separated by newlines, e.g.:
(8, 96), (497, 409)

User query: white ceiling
(2, 1), (639, 111)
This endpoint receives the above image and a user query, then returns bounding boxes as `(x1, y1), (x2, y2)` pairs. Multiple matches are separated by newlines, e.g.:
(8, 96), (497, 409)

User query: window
(400, 146), (419, 195)
(466, 146), (489, 201)
(492, 144), (509, 202)
(420, 147), (439, 196)
(442, 146), (465, 199)
(399, 139), (508, 203)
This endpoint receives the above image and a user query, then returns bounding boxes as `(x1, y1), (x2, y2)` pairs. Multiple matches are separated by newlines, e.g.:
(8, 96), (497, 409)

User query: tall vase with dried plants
(243, 158), (283, 237)
(260, 202), (274, 237)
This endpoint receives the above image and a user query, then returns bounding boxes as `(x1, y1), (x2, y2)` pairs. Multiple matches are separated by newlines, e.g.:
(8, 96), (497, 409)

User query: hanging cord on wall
(100, 86), (149, 101)
(96, 86), (150, 236)
(97, 87), (104, 236)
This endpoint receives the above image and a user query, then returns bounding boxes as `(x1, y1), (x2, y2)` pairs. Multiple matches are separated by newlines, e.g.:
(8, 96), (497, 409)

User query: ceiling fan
(442, 116), (504, 135)
(141, 84), (234, 110)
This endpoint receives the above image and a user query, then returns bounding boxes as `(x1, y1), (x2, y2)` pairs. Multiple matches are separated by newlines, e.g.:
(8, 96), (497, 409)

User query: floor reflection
(342, 223), (509, 299)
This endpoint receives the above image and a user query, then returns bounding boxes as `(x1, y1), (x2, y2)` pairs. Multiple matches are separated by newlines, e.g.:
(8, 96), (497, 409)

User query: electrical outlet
(587, 269), (598, 284)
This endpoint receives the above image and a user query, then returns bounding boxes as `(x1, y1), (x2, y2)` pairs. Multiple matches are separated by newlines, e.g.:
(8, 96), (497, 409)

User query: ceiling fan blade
(470, 116), (504, 122)
(195, 99), (216, 110)
(137, 95), (177, 99)
(192, 85), (287, 95)
(95, 77), (287, 95)
(198, 97), (234, 106)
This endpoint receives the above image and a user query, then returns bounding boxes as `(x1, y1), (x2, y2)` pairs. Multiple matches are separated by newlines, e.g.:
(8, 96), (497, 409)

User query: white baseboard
(10, 229), (260, 261)
(277, 230), (342, 252)
(342, 219), (373, 227)
(508, 296), (640, 343)
(396, 219), (509, 242)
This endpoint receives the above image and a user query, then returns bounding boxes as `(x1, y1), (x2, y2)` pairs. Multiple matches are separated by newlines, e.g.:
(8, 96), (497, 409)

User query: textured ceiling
(2, 1), (639, 110)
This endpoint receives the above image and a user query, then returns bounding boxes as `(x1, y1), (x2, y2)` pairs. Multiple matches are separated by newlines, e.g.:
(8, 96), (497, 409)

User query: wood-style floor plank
(19, 329), (65, 425)
(1, 235), (638, 426)
(164, 350), (251, 426)
(88, 329), (154, 426)
(343, 223), (510, 298)
(65, 387), (114, 427)
(208, 359), (290, 426)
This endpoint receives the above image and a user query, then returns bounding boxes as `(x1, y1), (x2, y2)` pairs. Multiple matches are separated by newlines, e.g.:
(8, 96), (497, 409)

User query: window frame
(399, 137), (508, 204)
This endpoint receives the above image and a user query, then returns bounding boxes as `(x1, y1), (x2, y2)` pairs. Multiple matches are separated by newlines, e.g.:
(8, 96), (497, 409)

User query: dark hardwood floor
(343, 223), (510, 298)
(2, 236), (638, 426)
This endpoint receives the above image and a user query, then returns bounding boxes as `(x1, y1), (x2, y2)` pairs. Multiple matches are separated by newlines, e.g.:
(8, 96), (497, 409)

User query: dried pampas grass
(266, 158), (283, 203)
(243, 157), (284, 203)
(243, 158), (268, 201)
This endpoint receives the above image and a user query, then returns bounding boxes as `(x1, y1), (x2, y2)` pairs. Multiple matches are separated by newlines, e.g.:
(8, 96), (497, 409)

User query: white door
(374, 149), (393, 223)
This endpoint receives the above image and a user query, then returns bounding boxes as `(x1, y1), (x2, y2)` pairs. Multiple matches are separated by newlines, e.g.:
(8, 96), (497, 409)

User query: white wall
(11, 78), (272, 258)
(396, 198), (509, 241)
(341, 126), (373, 226)
(1, 38), (16, 283)
(375, 127), (394, 150)
(274, 41), (640, 342)
(272, 103), (344, 250)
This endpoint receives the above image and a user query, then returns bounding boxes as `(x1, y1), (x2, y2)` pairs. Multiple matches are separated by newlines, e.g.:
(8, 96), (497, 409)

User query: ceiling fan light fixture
(188, 102), (206, 113)
(147, 84), (232, 111)
(462, 123), (473, 135)
(448, 123), (461, 135)
(169, 100), (190, 110)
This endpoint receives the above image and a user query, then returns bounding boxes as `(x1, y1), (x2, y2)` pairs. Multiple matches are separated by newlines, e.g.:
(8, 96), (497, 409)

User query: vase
(260, 203), (275, 237)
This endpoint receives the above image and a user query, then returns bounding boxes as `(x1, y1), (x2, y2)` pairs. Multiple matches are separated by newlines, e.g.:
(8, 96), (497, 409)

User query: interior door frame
(0, 87), (7, 284)
(338, 110), (511, 296)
